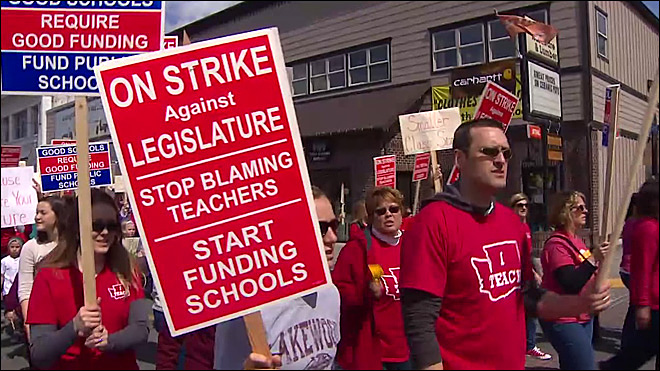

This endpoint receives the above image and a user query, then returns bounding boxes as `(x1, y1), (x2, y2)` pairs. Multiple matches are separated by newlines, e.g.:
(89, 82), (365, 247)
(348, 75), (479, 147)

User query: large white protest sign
(2, 167), (38, 228)
(399, 108), (462, 155)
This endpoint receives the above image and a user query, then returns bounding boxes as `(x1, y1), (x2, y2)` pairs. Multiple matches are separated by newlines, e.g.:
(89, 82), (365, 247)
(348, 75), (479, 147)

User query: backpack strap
(364, 226), (372, 252)
(546, 234), (589, 262)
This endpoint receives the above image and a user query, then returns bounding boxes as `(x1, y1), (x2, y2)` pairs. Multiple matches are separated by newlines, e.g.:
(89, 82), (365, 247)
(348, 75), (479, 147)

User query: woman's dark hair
(40, 189), (138, 290)
(36, 195), (74, 244)
(625, 193), (638, 220)
(636, 179), (659, 219)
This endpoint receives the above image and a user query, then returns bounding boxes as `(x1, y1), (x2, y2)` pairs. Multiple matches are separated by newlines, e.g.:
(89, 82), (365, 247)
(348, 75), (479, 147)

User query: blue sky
(164, 1), (660, 33)
(642, 1), (659, 17)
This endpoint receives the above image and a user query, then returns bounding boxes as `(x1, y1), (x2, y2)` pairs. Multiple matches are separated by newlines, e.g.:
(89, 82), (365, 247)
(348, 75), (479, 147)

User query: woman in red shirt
(333, 187), (410, 370)
(539, 191), (609, 370)
(347, 200), (368, 242)
(27, 189), (149, 370)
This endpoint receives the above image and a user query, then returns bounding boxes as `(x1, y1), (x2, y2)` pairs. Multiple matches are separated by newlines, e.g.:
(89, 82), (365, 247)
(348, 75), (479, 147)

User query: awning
(294, 81), (430, 137)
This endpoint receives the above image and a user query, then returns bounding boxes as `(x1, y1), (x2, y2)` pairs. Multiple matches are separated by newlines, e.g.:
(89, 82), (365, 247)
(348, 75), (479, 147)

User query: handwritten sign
(399, 108), (461, 155)
(1, 167), (38, 228)
(94, 28), (332, 336)
(374, 155), (396, 188)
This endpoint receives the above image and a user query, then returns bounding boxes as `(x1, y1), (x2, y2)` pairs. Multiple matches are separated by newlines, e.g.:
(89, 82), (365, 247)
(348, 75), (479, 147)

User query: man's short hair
(311, 185), (327, 200)
(453, 119), (505, 152)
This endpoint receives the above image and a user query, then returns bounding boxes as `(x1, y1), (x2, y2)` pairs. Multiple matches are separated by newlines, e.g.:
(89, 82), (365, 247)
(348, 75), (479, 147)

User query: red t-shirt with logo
(369, 235), (409, 363)
(400, 201), (531, 370)
(540, 230), (593, 323)
(27, 264), (143, 370)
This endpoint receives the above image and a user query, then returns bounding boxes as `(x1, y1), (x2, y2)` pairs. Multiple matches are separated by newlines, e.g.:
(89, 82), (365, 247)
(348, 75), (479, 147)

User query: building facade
(170, 1), (658, 243)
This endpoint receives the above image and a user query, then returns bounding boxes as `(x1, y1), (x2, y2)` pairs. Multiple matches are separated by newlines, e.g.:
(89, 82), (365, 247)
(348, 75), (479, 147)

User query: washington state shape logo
(380, 267), (401, 300)
(470, 240), (522, 302)
(108, 283), (130, 300)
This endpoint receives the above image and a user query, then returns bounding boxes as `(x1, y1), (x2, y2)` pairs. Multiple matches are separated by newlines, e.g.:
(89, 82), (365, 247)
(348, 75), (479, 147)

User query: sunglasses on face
(375, 205), (401, 216)
(515, 202), (528, 209)
(92, 220), (121, 233)
(571, 204), (588, 213)
(479, 146), (513, 161)
(319, 219), (339, 237)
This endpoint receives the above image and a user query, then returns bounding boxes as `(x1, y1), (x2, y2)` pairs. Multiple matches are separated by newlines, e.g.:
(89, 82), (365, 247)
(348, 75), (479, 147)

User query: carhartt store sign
(450, 60), (516, 97)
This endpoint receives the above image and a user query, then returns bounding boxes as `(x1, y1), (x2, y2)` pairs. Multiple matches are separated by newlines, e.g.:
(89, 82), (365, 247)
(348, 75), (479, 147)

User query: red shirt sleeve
(400, 203), (447, 298)
(26, 269), (57, 325)
(332, 239), (370, 308)
(542, 238), (576, 274)
(521, 223), (534, 283)
(630, 219), (657, 307)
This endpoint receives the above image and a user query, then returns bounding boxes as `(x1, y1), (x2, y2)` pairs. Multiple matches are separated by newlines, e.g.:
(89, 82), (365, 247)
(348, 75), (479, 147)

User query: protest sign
(163, 35), (178, 49)
(374, 155), (396, 188)
(51, 139), (77, 145)
(36, 142), (112, 192)
(473, 81), (519, 131)
(1, 145), (21, 167)
(413, 153), (431, 182)
(1, 167), (38, 228)
(1, 1), (163, 95)
(399, 108), (461, 155)
(94, 27), (332, 336)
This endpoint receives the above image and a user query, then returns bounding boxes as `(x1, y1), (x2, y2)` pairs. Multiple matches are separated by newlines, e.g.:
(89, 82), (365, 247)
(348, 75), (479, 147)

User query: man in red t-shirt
(400, 119), (612, 370)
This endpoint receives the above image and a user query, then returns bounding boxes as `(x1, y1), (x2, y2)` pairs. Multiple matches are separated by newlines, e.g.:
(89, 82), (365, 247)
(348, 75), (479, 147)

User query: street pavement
(1, 244), (656, 370)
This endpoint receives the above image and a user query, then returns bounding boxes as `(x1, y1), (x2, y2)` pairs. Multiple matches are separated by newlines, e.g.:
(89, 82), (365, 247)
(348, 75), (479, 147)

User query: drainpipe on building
(40, 96), (52, 146)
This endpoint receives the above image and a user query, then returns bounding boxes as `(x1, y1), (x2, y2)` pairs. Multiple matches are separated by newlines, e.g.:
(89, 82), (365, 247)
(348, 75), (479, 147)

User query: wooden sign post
(75, 97), (97, 307)
(596, 72), (659, 289)
(600, 85), (621, 244)
(430, 151), (443, 193)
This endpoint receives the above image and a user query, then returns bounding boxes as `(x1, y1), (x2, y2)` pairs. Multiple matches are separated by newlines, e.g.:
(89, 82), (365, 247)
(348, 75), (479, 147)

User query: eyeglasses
(515, 202), (528, 209)
(319, 219), (339, 237)
(571, 204), (588, 213)
(92, 220), (121, 233)
(479, 146), (513, 161)
(375, 205), (401, 216)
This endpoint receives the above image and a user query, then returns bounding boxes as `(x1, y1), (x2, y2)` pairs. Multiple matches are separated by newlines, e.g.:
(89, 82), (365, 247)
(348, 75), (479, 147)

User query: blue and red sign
(1, 1), (163, 95)
(37, 142), (112, 192)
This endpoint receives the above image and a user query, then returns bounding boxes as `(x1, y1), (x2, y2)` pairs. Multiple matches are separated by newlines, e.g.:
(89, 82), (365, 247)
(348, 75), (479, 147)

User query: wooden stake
(600, 85), (621, 244)
(430, 150), (442, 193)
(596, 72), (659, 289)
(413, 180), (422, 215)
(182, 29), (191, 45)
(75, 96), (97, 307)
(244, 311), (272, 362)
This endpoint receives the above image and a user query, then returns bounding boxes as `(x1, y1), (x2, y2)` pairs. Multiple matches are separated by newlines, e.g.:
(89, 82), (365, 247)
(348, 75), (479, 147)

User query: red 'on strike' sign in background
(94, 28), (332, 336)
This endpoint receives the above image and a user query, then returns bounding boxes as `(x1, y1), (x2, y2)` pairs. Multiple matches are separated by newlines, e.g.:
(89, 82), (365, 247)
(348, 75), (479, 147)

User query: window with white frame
(1, 117), (9, 144)
(289, 43), (390, 96)
(13, 110), (28, 140)
(596, 8), (607, 58)
(488, 19), (516, 61)
(349, 44), (390, 86)
(433, 24), (485, 71)
(526, 9), (548, 23)
(292, 63), (308, 96)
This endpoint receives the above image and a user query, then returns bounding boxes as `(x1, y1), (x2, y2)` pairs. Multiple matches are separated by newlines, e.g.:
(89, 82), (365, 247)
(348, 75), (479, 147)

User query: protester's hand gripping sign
(94, 28), (332, 336)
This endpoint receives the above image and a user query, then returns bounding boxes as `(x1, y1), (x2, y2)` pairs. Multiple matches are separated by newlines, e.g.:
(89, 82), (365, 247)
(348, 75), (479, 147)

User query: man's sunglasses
(375, 205), (401, 216)
(92, 220), (121, 233)
(319, 219), (339, 237)
(515, 202), (528, 209)
(479, 146), (513, 161)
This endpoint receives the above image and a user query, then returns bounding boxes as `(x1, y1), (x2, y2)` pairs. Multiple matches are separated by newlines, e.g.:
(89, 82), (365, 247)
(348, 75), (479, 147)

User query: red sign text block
(1, 146), (21, 168)
(94, 28), (332, 336)
(374, 155), (396, 188)
(473, 81), (519, 130)
(413, 153), (430, 182)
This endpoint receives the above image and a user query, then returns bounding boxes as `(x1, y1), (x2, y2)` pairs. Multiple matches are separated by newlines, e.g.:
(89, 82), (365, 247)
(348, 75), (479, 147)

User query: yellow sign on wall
(432, 75), (523, 123)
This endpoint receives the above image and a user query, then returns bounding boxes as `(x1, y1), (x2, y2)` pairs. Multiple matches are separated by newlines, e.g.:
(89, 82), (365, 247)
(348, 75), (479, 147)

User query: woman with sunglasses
(26, 189), (149, 369)
(539, 191), (609, 370)
(333, 187), (410, 370)
(510, 193), (552, 361)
